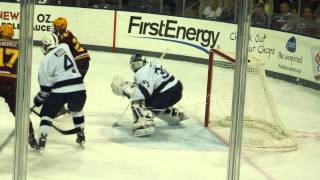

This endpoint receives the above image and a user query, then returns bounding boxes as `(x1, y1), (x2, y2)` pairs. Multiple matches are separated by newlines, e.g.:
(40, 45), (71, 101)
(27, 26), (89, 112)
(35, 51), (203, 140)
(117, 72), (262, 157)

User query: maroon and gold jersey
(58, 30), (90, 62)
(0, 39), (18, 78)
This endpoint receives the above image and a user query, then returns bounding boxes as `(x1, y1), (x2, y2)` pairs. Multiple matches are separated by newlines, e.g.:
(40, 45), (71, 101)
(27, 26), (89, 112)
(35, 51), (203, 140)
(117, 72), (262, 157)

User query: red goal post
(205, 48), (236, 127)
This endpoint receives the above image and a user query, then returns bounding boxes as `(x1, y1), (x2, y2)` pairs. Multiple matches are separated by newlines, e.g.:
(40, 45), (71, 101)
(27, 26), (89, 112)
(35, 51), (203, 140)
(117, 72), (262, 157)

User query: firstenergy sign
(127, 16), (220, 49)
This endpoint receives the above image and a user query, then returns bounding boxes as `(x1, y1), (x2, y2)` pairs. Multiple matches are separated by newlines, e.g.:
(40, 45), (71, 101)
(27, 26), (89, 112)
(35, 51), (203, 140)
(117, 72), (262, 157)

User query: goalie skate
(157, 107), (189, 126)
(178, 111), (189, 121)
(133, 126), (155, 137)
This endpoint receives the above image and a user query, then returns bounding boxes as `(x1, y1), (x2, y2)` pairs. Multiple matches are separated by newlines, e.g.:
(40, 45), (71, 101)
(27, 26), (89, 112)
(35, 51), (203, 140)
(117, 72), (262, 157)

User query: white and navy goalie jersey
(131, 62), (178, 101)
(38, 43), (85, 93)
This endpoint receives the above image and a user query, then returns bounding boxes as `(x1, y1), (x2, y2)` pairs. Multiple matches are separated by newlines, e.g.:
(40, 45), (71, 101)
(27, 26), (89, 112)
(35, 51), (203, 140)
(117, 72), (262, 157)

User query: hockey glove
(33, 91), (49, 107)
(111, 76), (135, 99)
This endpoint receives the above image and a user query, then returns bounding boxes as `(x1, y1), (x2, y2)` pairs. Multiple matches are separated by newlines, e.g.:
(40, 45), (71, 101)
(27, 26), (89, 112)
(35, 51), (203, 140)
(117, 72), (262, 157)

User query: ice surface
(0, 48), (319, 180)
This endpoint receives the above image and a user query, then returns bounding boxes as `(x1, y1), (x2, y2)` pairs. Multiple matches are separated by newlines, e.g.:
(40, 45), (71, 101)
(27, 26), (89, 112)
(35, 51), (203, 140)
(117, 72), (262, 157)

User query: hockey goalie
(111, 54), (187, 137)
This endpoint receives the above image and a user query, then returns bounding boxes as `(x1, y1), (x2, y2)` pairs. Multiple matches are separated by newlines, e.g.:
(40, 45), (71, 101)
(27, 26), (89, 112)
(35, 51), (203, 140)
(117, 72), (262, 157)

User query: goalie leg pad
(132, 117), (155, 137)
(156, 106), (188, 126)
(131, 101), (155, 137)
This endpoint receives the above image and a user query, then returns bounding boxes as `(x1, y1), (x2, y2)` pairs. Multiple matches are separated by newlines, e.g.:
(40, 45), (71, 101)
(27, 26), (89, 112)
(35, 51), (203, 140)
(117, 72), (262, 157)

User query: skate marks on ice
(102, 116), (228, 152)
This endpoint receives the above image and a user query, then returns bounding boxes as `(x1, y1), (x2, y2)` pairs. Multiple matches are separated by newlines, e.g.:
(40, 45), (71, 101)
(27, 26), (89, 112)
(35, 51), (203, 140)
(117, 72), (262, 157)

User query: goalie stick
(112, 102), (131, 127)
(111, 104), (186, 127)
(30, 106), (81, 135)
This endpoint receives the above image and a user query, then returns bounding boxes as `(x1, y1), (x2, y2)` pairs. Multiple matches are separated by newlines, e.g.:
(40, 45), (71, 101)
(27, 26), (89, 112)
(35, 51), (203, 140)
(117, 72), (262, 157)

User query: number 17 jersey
(0, 39), (18, 78)
(38, 43), (85, 93)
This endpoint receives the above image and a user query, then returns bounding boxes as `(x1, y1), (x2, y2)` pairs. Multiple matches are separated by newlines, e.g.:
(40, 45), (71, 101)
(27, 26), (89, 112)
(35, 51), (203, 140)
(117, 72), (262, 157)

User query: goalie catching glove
(111, 76), (135, 99)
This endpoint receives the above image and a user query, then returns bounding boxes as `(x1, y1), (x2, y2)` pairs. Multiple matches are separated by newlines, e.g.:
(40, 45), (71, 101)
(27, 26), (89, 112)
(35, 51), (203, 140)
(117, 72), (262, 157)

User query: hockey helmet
(130, 54), (146, 72)
(41, 33), (59, 55)
(52, 17), (68, 33)
(0, 24), (14, 39)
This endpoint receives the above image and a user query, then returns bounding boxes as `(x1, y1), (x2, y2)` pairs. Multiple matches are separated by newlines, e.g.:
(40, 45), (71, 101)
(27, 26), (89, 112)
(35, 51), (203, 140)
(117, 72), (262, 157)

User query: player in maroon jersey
(52, 17), (91, 78)
(0, 24), (38, 149)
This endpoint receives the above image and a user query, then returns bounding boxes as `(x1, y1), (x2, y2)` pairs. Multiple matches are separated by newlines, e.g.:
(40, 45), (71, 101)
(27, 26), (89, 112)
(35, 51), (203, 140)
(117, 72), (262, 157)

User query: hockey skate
(76, 128), (85, 145)
(157, 107), (189, 126)
(28, 133), (38, 149)
(38, 133), (47, 150)
(178, 111), (189, 122)
(133, 126), (155, 137)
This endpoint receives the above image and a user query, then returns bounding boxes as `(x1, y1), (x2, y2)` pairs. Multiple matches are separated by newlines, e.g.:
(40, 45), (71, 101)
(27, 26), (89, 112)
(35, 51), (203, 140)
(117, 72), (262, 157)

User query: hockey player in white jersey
(33, 33), (87, 149)
(111, 54), (187, 137)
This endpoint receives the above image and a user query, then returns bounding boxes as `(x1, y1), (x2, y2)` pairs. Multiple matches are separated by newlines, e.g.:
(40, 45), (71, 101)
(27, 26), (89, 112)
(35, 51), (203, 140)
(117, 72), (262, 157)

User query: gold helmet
(1, 24), (14, 39)
(52, 17), (68, 32)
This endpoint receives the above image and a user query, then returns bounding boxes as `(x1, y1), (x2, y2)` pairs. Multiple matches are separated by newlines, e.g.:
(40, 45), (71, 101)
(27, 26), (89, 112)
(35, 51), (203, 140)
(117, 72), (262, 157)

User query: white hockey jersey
(38, 43), (85, 93)
(131, 62), (178, 101)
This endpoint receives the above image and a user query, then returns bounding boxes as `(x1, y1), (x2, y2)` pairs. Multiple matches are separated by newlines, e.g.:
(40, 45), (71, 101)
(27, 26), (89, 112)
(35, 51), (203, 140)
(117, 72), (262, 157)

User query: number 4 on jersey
(64, 55), (75, 73)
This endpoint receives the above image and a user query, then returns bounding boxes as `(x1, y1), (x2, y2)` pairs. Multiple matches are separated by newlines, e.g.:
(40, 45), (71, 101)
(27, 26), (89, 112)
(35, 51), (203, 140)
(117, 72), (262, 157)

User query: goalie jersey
(38, 43), (85, 93)
(131, 62), (178, 101)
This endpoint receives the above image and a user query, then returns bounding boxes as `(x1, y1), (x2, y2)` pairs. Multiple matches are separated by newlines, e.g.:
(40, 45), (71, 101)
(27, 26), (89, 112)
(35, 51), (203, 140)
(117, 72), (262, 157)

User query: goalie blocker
(111, 54), (187, 137)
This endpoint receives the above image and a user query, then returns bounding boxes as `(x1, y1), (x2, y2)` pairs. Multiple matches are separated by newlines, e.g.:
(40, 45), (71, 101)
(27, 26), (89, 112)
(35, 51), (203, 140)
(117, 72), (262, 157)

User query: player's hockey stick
(53, 125), (81, 135)
(112, 102), (131, 127)
(30, 106), (81, 135)
(0, 108), (38, 152)
(0, 129), (15, 153)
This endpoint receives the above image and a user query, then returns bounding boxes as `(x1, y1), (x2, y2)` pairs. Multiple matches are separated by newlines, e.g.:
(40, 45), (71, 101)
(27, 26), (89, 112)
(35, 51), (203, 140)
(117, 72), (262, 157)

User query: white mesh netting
(207, 51), (297, 151)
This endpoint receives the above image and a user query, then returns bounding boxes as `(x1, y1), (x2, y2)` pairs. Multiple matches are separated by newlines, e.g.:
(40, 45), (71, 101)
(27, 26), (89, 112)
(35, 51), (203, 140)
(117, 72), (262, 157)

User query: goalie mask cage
(204, 48), (297, 151)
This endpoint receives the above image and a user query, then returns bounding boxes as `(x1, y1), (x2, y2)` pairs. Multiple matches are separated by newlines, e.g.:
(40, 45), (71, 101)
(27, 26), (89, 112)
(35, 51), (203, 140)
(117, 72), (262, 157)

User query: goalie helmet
(130, 54), (146, 72)
(0, 24), (14, 39)
(52, 17), (68, 34)
(41, 33), (59, 55)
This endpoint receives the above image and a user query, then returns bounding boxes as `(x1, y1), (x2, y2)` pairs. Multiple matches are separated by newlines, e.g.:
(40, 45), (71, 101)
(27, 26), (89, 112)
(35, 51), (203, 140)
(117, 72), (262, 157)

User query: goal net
(204, 49), (297, 151)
